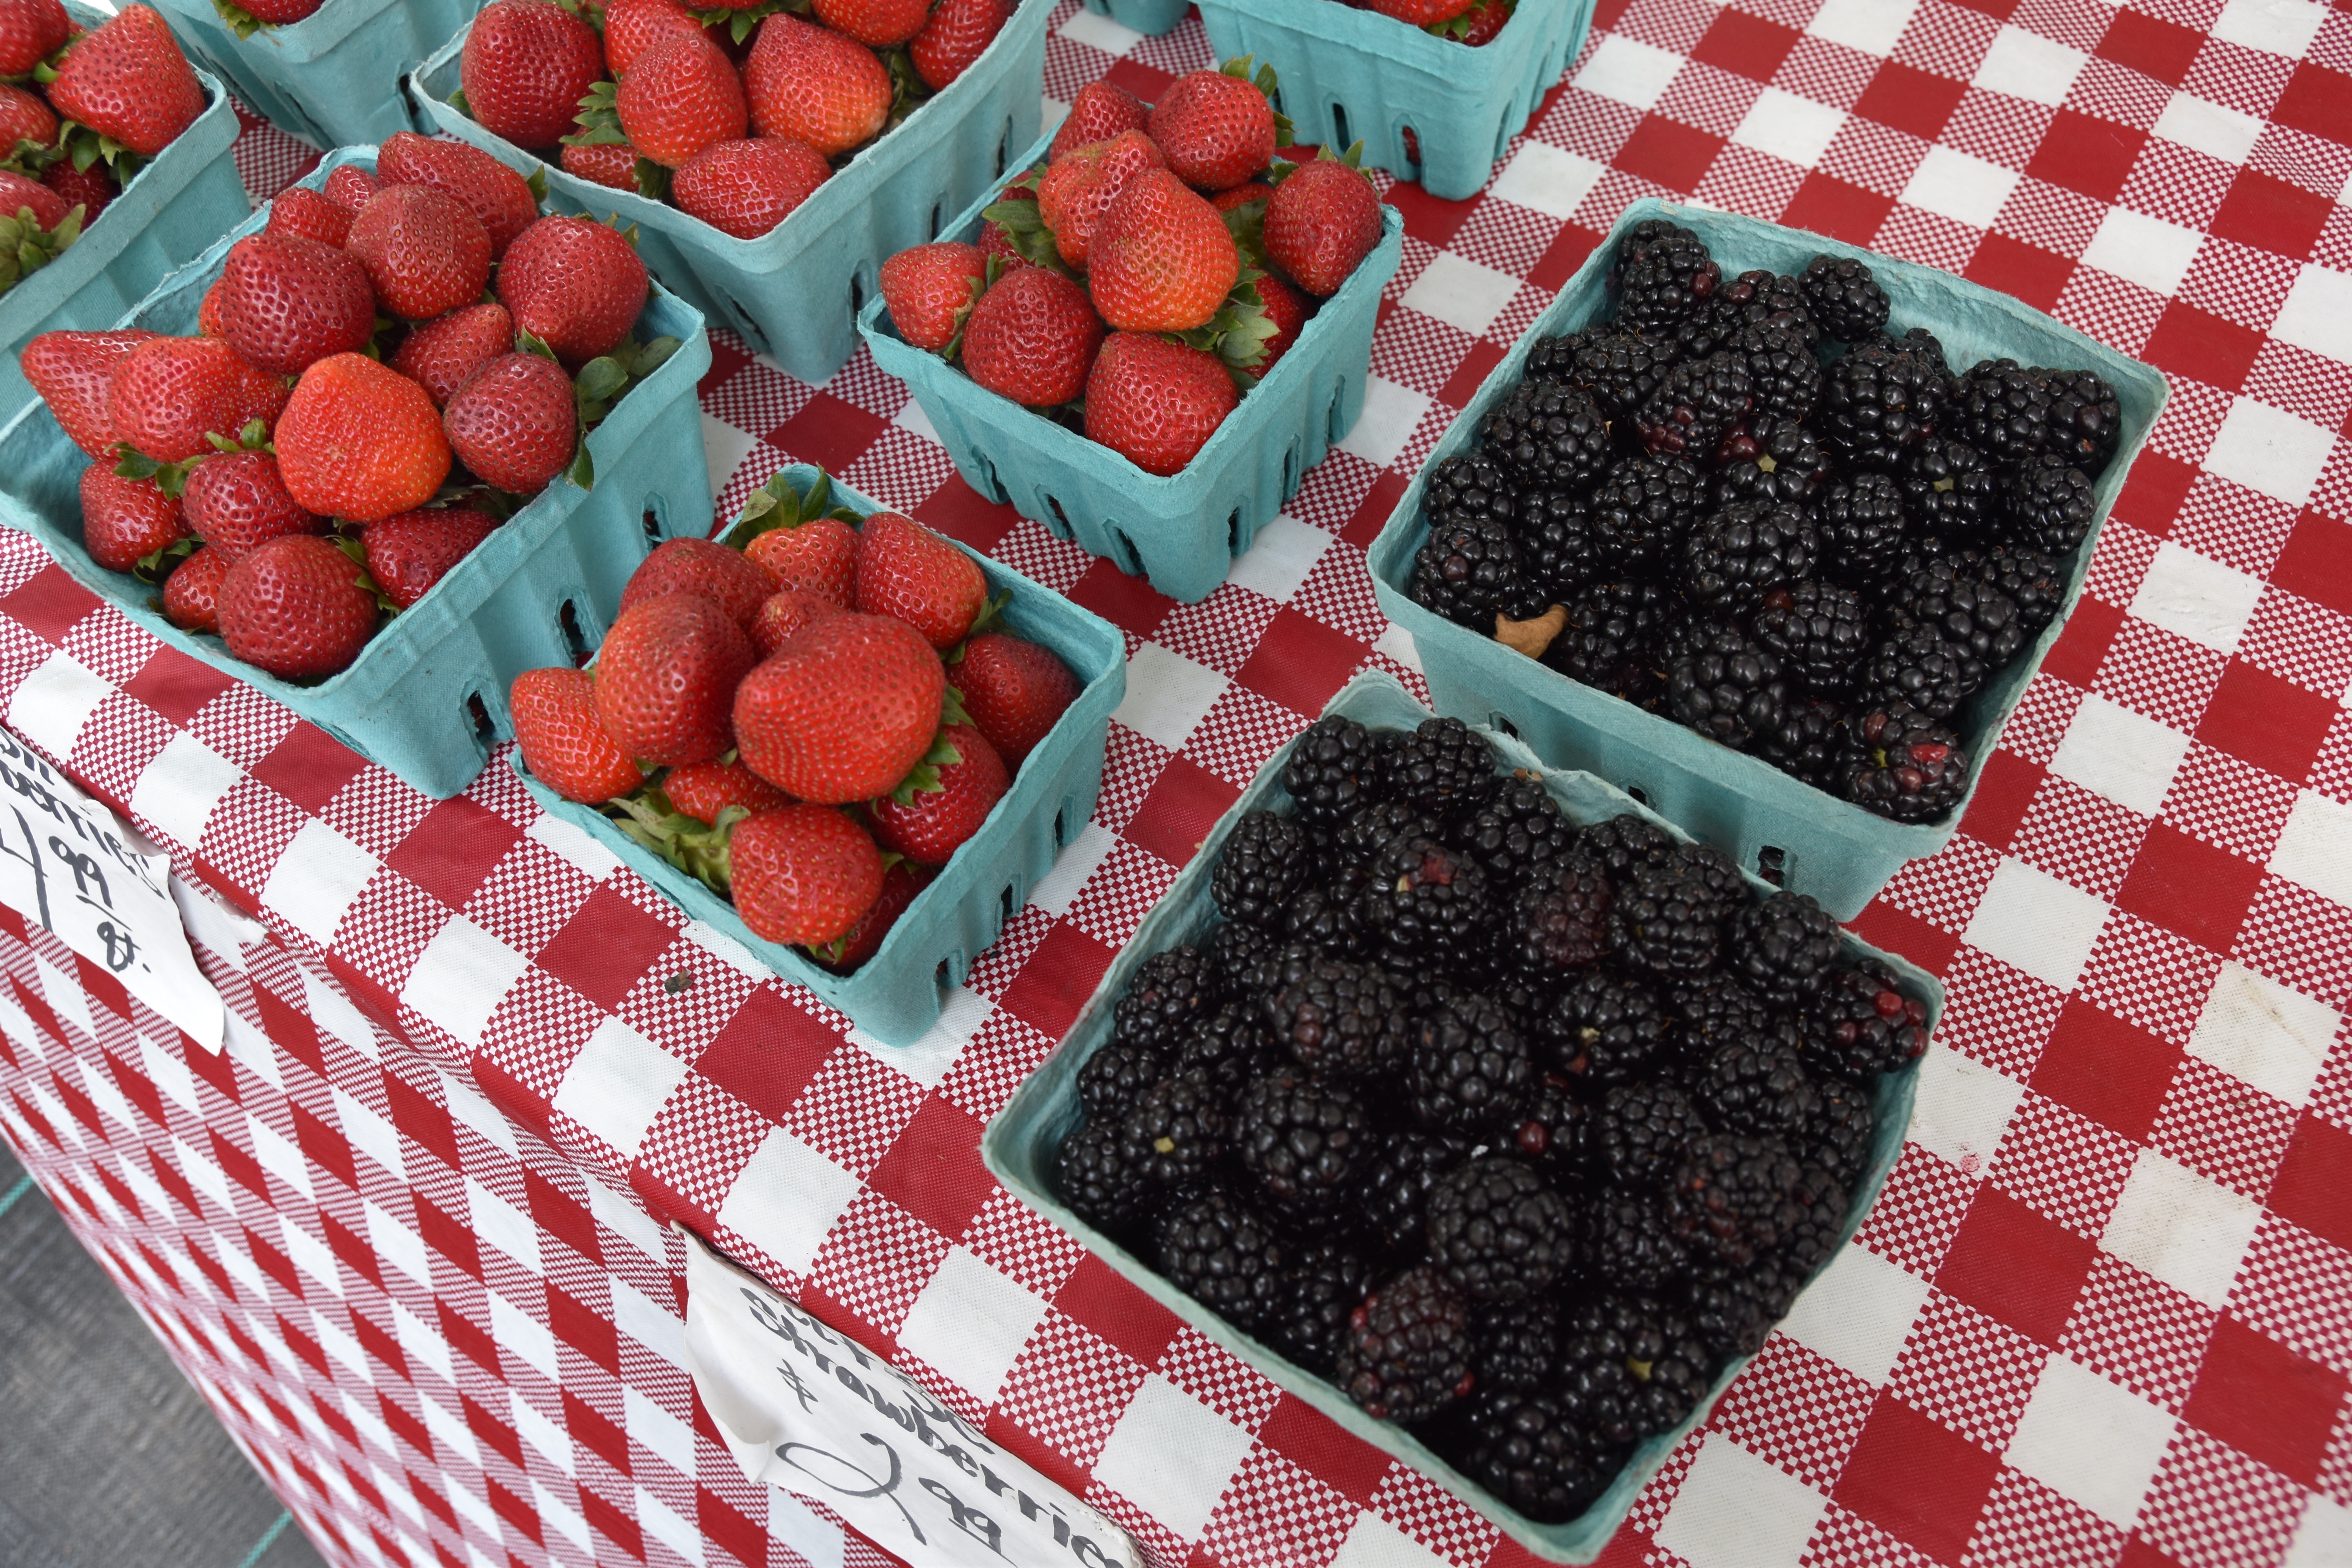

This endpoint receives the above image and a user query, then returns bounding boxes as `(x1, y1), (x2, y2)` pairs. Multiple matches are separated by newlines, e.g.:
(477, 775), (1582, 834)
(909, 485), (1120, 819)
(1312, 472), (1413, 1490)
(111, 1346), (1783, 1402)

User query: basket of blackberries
(982, 671), (1940, 1560)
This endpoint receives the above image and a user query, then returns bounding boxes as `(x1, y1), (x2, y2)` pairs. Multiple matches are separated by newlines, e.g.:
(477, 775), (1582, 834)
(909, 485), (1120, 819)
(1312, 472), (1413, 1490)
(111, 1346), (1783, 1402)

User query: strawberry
(1048, 81), (1148, 164)
(461, 0), (606, 150)
(1036, 130), (1162, 270)
(443, 352), (577, 496)
(867, 721), (1006, 865)
(1457, 0), (1512, 44)
(812, 0), (925, 48)
(1084, 331), (1236, 475)
(45, 6), (203, 158)
(377, 131), (539, 259)
(878, 241), (985, 352)
(1148, 68), (1276, 193)
(561, 140), (642, 191)
(79, 466), (185, 572)
(347, 184), (494, 321)
(744, 513), (857, 606)
(214, 234), (375, 377)
(813, 856), (928, 970)
(21, 328), (153, 457)
(0, 0), (69, 76)
(274, 353), (452, 522)
(40, 161), (114, 225)
(196, 278), (228, 336)
(602, 0), (703, 76)
(727, 805), (884, 946)
(360, 507), (499, 608)
(662, 757), (787, 824)
(1087, 168), (1239, 332)
(216, 534), (377, 679)
(623, 535), (773, 631)
(1265, 156), (1383, 297)
(1253, 270), (1307, 376)
(853, 511), (985, 650)
(0, 83), (57, 151)
(389, 301), (515, 407)
(960, 265), (1102, 408)
(617, 31), (747, 169)
(267, 185), (354, 249)
(323, 164), (378, 215)
(243, 0), (323, 22)
(1365, 0), (1473, 20)
(732, 612), (945, 802)
(498, 215), (648, 367)
(955, 631), (1075, 768)
(593, 590), (755, 765)
(1209, 180), (1274, 213)
(908, 0), (1007, 91)
(672, 135), (829, 238)
(750, 587), (841, 657)
(181, 450), (323, 558)
(744, 13), (889, 158)
(977, 186), (1033, 270)
(108, 336), (289, 464)
(0, 167), (69, 230)
(511, 666), (639, 803)
(162, 544), (230, 633)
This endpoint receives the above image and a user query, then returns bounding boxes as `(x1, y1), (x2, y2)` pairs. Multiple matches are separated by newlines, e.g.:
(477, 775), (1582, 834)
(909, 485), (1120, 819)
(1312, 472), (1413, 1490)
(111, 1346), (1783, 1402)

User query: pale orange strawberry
(617, 30), (747, 169)
(727, 804), (884, 946)
(1084, 331), (1236, 475)
(744, 512), (858, 606)
(878, 241), (986, 352)
(593, 590), (755, 765)
(1087, 167), (1239, 332)
(1036, 130), (1162, 270)
(749, 587), (840, 657)
(731, 612), (944, 803)
(274, 354), (452, 523)
(743, 13), (888, 158)
(853, 511), (985, 650)
(511, 665), (639, 803)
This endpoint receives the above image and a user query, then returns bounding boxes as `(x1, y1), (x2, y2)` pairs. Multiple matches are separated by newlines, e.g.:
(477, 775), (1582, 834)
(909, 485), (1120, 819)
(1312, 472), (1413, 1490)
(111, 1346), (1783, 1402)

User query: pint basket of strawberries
(144, 0), (477, 150)
(0, 145), (717, 801)
(405, 0), (1052, 386)
(859, 60), (1405, 605)
(505, 463), (1125, 1047)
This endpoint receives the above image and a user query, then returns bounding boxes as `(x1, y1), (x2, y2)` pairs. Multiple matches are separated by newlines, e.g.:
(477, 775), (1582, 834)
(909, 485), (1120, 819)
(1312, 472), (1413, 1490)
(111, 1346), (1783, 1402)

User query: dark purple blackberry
(1411, 512), (1536, 630)
(1282, 714), (1379, 826)
(1333, 800), (1444, 871)
(1522, 332), (1582, 384)
(1579, 1188), (1691, 1293)
(1379, 718), (1497, 813)
(1111, 945), (1219, 1055)
(1805, 1078), (1877, 1188)
(1173, 1000), (1282, 1099)
(1442, 1388), (1615, 1522)
(1609, 846), (1741, 977)
(1635, 350), (1754, 460)
(1880, 325), (1954, 380)
(1571, 813), (1678, 881)
(1692, 1035), (1822, 1140)
(1802, 960), (1930, 1082)
(1598, 1080), (1706, 1188)
(1054, 1121), (1154, 1232)
(2005, 452), (2097, 553)
(1554, 323), (1680, 422)
(1513, 1070), (1596, 1184)
(1471, 1296), (1560, 1391)
(1861, 623), (1982, 722)
(1077, 1040), (1167, 1123)
(1450, 776), (1579, 895)
(1669, 1132), (1804, 1266)
(1887, 558), (2026, 670)
(1283, 875), (1373, 958)
(1265, 957), (1411, 1079)
(1424, 1156), (1573, 1302)
(1726, 891), (1843, 1005)
(1668, 624), (1790, 751)
(1204, 920), (1272, 995)
(1484, 379), (1615, 497)
(1543, 969), (1676, 1085)
(1212, 811), (1314, 929)
(1756, 695), (1847, 788)
(1752, 580), (1871, 693)
(1798, 253), (1890, 342)
(1955, 358), (2055, 469)
(1235, 940), (1334, 1007)
(1899, 436), (2000, 543)
(1589, 452), (1708, 579)
(1681, 501), (1820, 612)
(1614, 218), (1720, 333)
(1264, 1240), (1376, 1376)
(1121, 1065), (1231, 1187)
(2040, 367), (2122, 477)
(1234, 1070), (1379, 1211)
(1815, 472), (1911, 591)
(1356, 1131), (1472, 1254)
(1779, 1163), (1849, 1275)
(1726, 319), (1822, 423)
(1337, 1264), (1477, 1423)
(1818, 339), (1948, 472)
(1553, 1294), (1710, 1448)
(1155, 1183), (1287, 1330)
(1839, 701), (1972, 823)
(1517, 491), (1611, 603)
(1512, 864), (1615, 978)
(1719, 268), (1819, 345)
(1541, 580), (1673, 699)
(1980, 544), (2065, 633)
(1670, 973), (1786, 1057)
(1684, 1254), (1800, 1359)
(1712, 414), (1831, 509)
(1667, 294), (1750, 360)
(1357, 836), (1499, 981)
(1407, 989), (1536, 1136)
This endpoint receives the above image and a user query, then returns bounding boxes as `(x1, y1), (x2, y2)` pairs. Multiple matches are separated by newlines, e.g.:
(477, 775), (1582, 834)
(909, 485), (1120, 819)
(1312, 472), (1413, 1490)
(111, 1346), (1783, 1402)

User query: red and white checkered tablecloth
(7, 2), (2352, 1565)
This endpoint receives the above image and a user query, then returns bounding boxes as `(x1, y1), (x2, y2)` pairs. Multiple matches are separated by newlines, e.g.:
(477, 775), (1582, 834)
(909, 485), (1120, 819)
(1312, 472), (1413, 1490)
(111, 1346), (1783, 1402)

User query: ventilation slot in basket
(1053, 805), (1069, 851)
(995, 121), (1012, 178)
(1228, 507), (1244, 556)
(1043, 494), (1073, 540)
(999, 883), (1016, 927)
(641, 502), (664, 541)
(1626, 786), (1650, 806)
(1111, 527), (1143, 577)
(558, 600), (589, 664)
(466, 693), (496, 748)
(1489, 713), (1518, 739)
(929, 200), (944, 241)
(1757, 847), (1787, 886)
(1329, 101), (1352, 156)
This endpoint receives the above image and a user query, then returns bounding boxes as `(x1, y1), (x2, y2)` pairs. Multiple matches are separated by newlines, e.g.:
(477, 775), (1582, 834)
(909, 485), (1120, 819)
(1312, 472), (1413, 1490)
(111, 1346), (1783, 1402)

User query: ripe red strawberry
(267, 185), (354, 249)
(40, 161), (113, 225)
(814, 856), (928, 970)
(323, 164), (377, 215)
(955, 632), (1075, 767)
(1149, 69), (1276, 193)
(347, 185), (493, 321)
(732, 612), (944, 802)
(561, 140), (641, 191)
(0, 168), (69, 230)
(21, 328), (154, 457)
(461, 0), (606, 150)
(728, 805), (884, 946)
(868, 721), (1006, 864)
(977, 186), (1033, 270)
(511, 666), (639, 803)
(377, 131), (539, 258)
(214, 234), (375, 377)
(750, 587), (841, 657)
(624, 536), (774, 631)
(853, 511), (985, 650)
(617, 31), (747, 169)
(673, 136), (829, 238)
(745, 512), (858, 606)
(181, 450), (323, 558)
(1036, 130), (1163, 270)
(0, 83), (57, 150)
(813, 0), (924, 47)
(594, 590), (755, 765)
(162, 544), (230, 633)
(1085, 331), (1236, 475)
(197, 278), (228, 337)
(45, 6), (203, 158)
(0, 0), (70, 76)
(498, 215), (649, 367)
(662, 758), (788, 824)
(1088, 168), (1240, 332)
(1253, 270), (1307, 376)
(1366, 0), (1473, 20)
(603, 0), (703, 76)
(1210, 180), (1274, 213)
(243, 0), (323, 23)
(879, 241), (985, 352)
(274, 353), (452, 522)
(443, 352), (576, 496)
(109, 336), (290, 464)
(1457, 0), (1512, 44)
(389, 302), (515, 407)
(80, 466), (185, 572)
(216, 534), (378, 679)
(1048, 81), (1148, 164)
(360, 507), (499, 608)
(909, 0), (1007, 91)
(744, 13), (889, 158)
(960, 266), (1102, 408)
(1266, 156), (1383, 297)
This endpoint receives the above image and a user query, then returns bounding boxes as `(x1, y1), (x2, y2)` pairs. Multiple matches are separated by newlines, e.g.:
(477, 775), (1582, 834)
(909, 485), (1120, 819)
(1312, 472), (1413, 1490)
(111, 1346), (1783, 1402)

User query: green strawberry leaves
(980, 190), (1071, 277)
(880, 46), (934, 134)
(447, 87), (472, 117)
(608, 789), (748, 893)
(47, 119), (145, 182)
(132, 535), (198, 586)
(552, 0), (603, 30)
(110, 415), (265, 498)
(210, 0), (271, 38)
(1219, 55), (1295, 148)
(1167, 270), (1282, 387)
(632, 157), (671, 202)
(327, 531), (404, 621)
(693, 0), (801, 45)
(1426, 0), (1511, 39)
(0, 200), (79, 296)
(527, 164), (551, 204)
(945, 591), (1010, 662)
(887, 725), (964, 804)
(723, 466), (862, 550)
(564, 82), (626, 148)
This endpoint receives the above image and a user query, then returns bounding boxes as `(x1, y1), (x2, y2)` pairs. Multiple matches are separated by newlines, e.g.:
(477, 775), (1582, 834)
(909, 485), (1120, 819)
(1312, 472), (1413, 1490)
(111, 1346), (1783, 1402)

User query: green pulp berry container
(1078, 0), (1190, 35)
(982, 667), (1939, 1562)
(150, 0), (475, 151)
(0, 147), (714, 801)
(1366, 198), (2170, 919)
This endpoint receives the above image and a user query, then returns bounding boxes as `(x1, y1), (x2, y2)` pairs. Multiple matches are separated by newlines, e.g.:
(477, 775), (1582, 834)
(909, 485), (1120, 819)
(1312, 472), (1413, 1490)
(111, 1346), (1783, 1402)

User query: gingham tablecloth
(6, 2), (2352, 1565)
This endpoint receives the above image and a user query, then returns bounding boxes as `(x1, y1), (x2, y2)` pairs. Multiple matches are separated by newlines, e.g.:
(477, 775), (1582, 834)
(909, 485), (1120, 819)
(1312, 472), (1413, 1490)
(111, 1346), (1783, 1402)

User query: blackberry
(1667, 294), (1751, 360)
(1888, 558), (2025, 670)
(1358, 836), (1499, 981)
(1726, 319), (1822, 423)
(1283, 877), (1373, 958)
(1265, 957), (1412, 1079)
(1879, 326), (1955, 381)
(1635, 350), (1754, 460)
(1980, 544), (2064, 633)
(1818, 340), (1948, 472)
(1589, 452), (1708, 579)
(2005, 452), (2096, 554)
(1802, 960), (1930, 1081)
(1333, 800), (1443, 872)
(1485, 379), (1615, 497)
(1899, 436), (2001, 543)
(1407, 989), (1537, 1136)
(1614, 218), (1720, 333)
(1712, 414), (1831, 509)
(1555, 322), (1680, 422)
(1684, 1254), (1800, 1358)
(1517, 491), (1612, 603)
(1671, 973), (1787, 1057)
(1512, 864), (1615, 978)
(1522, 332), (1583, 384)
(1121, 1066), (1231, 1186)
(1425, 1156), (1573, 1302)
(1804, 1078), (1877, 1187)
(1513, 1070), (1596, 1184)
(1411, 512), (1535, 630)
(1839, 701), (1971, 823)
(1336, 1263), (1477, 1423)
(1234, 1070), (1379, 1211)
(1571, 813), (1677, 881)
(1357, 1131), (1473, 1254)
(1212, 811), (1314, 928)
(1720, 268), (1819, 345)
(1543, 969), (1676, 1085)
(1609, 846), (1741, 977)
(2040, 367), (2122, 476)
(1379, 718), (1497, 813)
(1681, 501), (1820, 612)
(1668, 624), (1790, 751)
(1599, 1081), (1706, 1188)
(1111, 946), (1219, 1056)
(1077, 1040), (1167, 1123)
(1155, 1184), (1288, 1331)
(1443, 1388), (1614, 1522)
(1203, 920), (1273, 995)
(1174, 1001), (1281, 1099)
(1798, 253), (1890, 342)
(1264, 1241), (1376, 1376)
(1542, 580), (1673, 697)
(1752, 580), (1871, 693)
(1815, 472), (1911, 591)
(1779, 1163), (1849, 1274)
(1054, 1121), (1154, 1233)
(1693, 1036), (1822, 1140)
(1450, 775), (1579, 895)
(1669, 1132), (1803, 1266)
(1860, 623), (1982, 722)
(1756, 695), (1848, 788)
(1579, 1188), (1691, 1293)
(1282, 714), (1379, 826)
(1726, 891), (1844, 1005)
(1955, 358), (2056, 469)
(1553, 1294), (1709, 1447)
(1471, 1296), (1560, 1391)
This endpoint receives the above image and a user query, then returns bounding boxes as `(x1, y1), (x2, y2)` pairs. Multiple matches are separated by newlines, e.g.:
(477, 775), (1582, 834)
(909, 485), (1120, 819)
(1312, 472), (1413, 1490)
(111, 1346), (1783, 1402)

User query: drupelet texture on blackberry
(1756, 695), (1848, 787)
(1553, 1294), (1710, 1447)
(1684, 1254), (1801, 1359)
(1522, 332), (1581, 384)
(1803, 960), (1931, 1081)
(1411, 457), (1540, 628)
(1888, 557), (2026, 669)
(1727, 891), (1844, 1005)
(1174, 1001), (1281, 1098)
(1610, 847), (1741, 976)
(1980, 544), (2064, 632)
(1956, 359), (2054, 468)
(1799, 254), (1890, 341)
(1860, 622), (1982, 721)
(1282, 714), (1379, 826)
(1899, 436), (2000, 543)
(1667, 294), (1751, 360)
(1234, 1069), (1379, 1210)
(1668, 624), (1790, 751)
(1839, 701), (1971, 822)
(1693, 1036), (1822, 1140)
(1806, 1078), (1877, 1187)
(1204, 920), (1272, 994)
(1516, 491), (1611, 603)
(1332, 800), (1443, 872)
(1156, 1183), (1288, 1330)
(1513, 1071), (1596, 1183)
(1266, 957), (1411, 1079)
(1284, 877), (1370, 956)
(1819, 339), (1949, 472)
(1672, 973), (1786, 1056)
(1408, 989), (1536, 1136)
(1425, 1156), (1574, 1302)
(1726, 319), (1822, 423)
(1443, 1388), (1615, 1522)
(1356, 1131), (1472, 1254)
(1450, 776), (1579, 895)
(1670, 1132), (1804, 1265)
(1213, 811), (1314, 929)
(1054, 1121), (1154, 1232)
(1077, 1040), (1166, 1123)
(1599, 1080), (1707, 1188)
(1471, 1296), (1560, 1391)
(1636, 350), (1754, 460)
(1572, 813), (1678, 881)
(1579, 1188), (1692, 1293)
(1542, 580), (1669, 704)
(1681, 501), (1820, 612)
(1544, 969), (1677, 1084)
(1713, 414), (1831, 509)
(1752, 581), (1871, 693)
(1111, 945), (1218, 1056)
(1121, 1066), (1231, 1186)
(1380, 719), (1497, 813)
(1719, 267), (1818, 345)
(2041, 367), (2122, 475)
(1815, 472), (1911, 590)
(1512, 864), (1615, 980)
(1357, 835), (1499, 980)
(1485, 379), (1615, 497)
(1554, 322), (1679, 422)
(1264, 1240), (1376, 1376)
(1589, 452), (1708, 579)
(1779, 1163), (1850, 1274)
(2005, 452), (2097, 553)
(1338, 1263), (1477, 1422)
(1615, 219), (1720, 333)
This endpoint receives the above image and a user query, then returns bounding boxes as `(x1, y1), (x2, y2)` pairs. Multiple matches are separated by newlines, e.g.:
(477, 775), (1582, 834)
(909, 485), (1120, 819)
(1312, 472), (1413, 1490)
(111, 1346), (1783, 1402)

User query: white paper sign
(681, 1229), (1143, 1568)
(0, 726), (224, 1051)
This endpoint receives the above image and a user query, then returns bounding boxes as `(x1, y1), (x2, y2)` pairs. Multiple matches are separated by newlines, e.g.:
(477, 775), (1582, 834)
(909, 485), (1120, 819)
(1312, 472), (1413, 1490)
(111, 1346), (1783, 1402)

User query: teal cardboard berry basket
(0, 5), (249, 432)
(1194, 0), (1590, 200)
(981, 668), (1939, 1563)
(151, 0), (474, 151)
(1366, 198), (2169, 920)
(509, 464), (1126, 1049)
(408, 0), (1051, 386)
(0, 147), (714, 801)
(858, 123), (1406, 605)
(1078, 0), (1190, 36)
